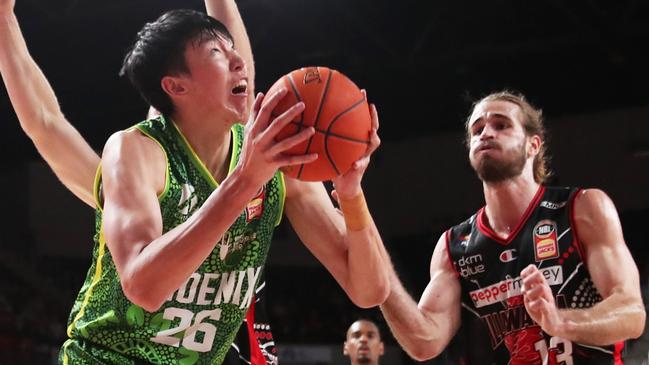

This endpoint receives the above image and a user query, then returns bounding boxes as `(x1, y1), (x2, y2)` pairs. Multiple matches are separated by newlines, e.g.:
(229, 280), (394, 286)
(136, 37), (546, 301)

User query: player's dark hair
(346, 319), (382, 340)
(465, 91), (552, 183)
(120, 9), (233, 116)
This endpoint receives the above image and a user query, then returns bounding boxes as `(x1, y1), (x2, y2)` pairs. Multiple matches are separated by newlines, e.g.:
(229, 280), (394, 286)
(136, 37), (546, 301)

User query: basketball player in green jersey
(0, 1), (281, 364)
(0, 1), (391, 364)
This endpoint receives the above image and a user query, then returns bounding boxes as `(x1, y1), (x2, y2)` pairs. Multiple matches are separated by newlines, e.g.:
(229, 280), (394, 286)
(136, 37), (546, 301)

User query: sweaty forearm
(558, 291), (646, 346)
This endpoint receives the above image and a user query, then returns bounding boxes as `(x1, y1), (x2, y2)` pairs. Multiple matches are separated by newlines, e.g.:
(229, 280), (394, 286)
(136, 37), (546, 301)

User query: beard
(471, 140), (527, 183)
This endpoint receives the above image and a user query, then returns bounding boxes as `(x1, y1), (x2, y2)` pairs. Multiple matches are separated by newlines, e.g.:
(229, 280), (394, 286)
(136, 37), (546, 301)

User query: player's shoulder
(573, 188), (610, 202)
(104, 128), (162, 159)
(101, 128), (167, 193)
(445, 213), (477, 243)
(572, 188), (616, 218)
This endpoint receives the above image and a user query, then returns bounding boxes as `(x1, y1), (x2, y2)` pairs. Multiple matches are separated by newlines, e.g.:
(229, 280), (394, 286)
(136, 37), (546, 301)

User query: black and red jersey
(447, 186), (625, 365)
(223, 272), (278, 365)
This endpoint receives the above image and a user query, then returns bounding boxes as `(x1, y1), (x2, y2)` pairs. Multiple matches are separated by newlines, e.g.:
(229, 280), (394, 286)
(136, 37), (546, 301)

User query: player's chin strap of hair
(338, 192), (372, 231)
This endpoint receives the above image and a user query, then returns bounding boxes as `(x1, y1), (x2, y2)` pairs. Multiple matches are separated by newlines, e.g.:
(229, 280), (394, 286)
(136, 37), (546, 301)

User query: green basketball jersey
(61, 116), (285, 365)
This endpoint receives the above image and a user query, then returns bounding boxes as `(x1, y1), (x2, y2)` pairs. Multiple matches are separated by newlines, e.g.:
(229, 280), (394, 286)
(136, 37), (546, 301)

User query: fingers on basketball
(265, 66), (372, 181)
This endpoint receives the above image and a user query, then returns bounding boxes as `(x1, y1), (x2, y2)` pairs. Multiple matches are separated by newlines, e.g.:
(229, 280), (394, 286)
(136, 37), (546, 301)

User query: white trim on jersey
(558, 262), (583, 294)
(230, 342), (252, 365)
(256, 281), (266, 294)
(557, 227), (571, 242)
(576, 343), (614, 355)
(462, 302), (482, 318)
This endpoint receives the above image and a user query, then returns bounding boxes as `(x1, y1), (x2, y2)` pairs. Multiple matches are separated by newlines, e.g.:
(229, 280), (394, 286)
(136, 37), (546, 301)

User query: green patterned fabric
(60, 116), (285, 365)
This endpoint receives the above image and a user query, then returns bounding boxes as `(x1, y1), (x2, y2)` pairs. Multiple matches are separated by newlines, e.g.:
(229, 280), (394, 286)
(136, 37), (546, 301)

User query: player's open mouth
(232, 80), (248, 95)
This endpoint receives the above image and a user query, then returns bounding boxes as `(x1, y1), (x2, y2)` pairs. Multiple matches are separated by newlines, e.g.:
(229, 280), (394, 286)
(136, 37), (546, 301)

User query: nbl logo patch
(533, 220), (559, 261)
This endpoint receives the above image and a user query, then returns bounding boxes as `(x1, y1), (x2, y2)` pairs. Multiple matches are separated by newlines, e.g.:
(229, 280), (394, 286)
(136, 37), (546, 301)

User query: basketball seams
(322, 132), (370, 145)
(323, 96), (369, 175)
(288, 121), (370, 144)
(286, 73), (309, 179)
(267, 67), (371, 181)
(285, 74), (306, 129)
(312, 68), (334, 130)
(296, 67), (332, 179)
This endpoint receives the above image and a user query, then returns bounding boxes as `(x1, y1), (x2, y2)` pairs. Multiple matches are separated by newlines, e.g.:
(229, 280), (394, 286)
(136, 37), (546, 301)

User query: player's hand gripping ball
(265, 66), (371, 181)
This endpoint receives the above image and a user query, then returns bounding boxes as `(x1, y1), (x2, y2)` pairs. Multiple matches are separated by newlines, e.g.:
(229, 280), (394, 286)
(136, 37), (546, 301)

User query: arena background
(0, 0), (647, 363)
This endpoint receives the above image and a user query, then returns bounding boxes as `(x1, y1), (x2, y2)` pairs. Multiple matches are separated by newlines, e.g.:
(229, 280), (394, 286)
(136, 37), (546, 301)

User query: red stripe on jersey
(568, 188), (588, 269)
(246, 299), (267, 365)
(614, 341), (624, 365)
(445, 229), (461, 278)
(477, 185), (546, 245)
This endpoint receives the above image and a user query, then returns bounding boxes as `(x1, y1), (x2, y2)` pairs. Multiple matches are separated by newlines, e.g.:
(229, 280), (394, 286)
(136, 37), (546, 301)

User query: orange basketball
(265, 66), (371, 181)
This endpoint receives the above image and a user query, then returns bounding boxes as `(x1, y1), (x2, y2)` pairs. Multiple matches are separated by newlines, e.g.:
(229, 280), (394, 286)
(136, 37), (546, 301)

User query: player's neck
(482, 175), (540, 237)
(172, 110), (234, 182)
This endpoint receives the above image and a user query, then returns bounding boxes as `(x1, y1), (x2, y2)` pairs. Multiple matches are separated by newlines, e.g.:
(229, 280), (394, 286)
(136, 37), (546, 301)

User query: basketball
(265, 66), (371, 181)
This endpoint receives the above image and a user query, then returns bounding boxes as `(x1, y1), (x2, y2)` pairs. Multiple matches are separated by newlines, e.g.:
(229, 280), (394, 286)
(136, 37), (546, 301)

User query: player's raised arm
(0, 0), (98, 207)
(204, 0), (255, 116)
(283, 103), (390, 308)
(521, 189), (646, 345)
(380, 233), (461, 361)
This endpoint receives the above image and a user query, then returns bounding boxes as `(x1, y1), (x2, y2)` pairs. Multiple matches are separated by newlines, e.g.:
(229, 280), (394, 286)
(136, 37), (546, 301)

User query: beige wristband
(338, 192), (372, 231)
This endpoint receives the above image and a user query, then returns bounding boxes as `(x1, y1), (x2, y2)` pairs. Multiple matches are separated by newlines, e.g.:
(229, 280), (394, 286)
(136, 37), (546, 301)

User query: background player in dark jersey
(0, 1), (279, 364)
(343, 319), (385, 365)
(380, 91), (645, 364)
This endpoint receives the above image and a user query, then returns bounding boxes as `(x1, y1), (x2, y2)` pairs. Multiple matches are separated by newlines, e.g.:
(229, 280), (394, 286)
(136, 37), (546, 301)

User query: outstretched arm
(0, 0), (99, 207)
(284, 104), (390, 308)
(380, 233), (461, 361)
(204, 0), (255, 116)
(522, 189), (646, 345)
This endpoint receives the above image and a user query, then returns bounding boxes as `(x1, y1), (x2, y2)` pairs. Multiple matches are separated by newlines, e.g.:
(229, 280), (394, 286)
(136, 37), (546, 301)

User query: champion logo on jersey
(245, 186), (265, 222)
(533, 220), (559, 261)
(499, 249), (517, 263)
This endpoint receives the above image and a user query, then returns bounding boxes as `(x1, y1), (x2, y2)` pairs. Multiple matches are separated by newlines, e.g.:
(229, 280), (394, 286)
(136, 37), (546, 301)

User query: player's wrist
(338, 191), (372, 231)
(229, 164), (267, 197)
(547, 310), (573, 339)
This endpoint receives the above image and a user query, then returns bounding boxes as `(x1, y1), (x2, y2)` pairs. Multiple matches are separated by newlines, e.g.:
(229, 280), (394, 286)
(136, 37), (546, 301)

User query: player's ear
(527, 134), (541, 157)
(343, 341), (349, 355)
(161, 75), (189, 97)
